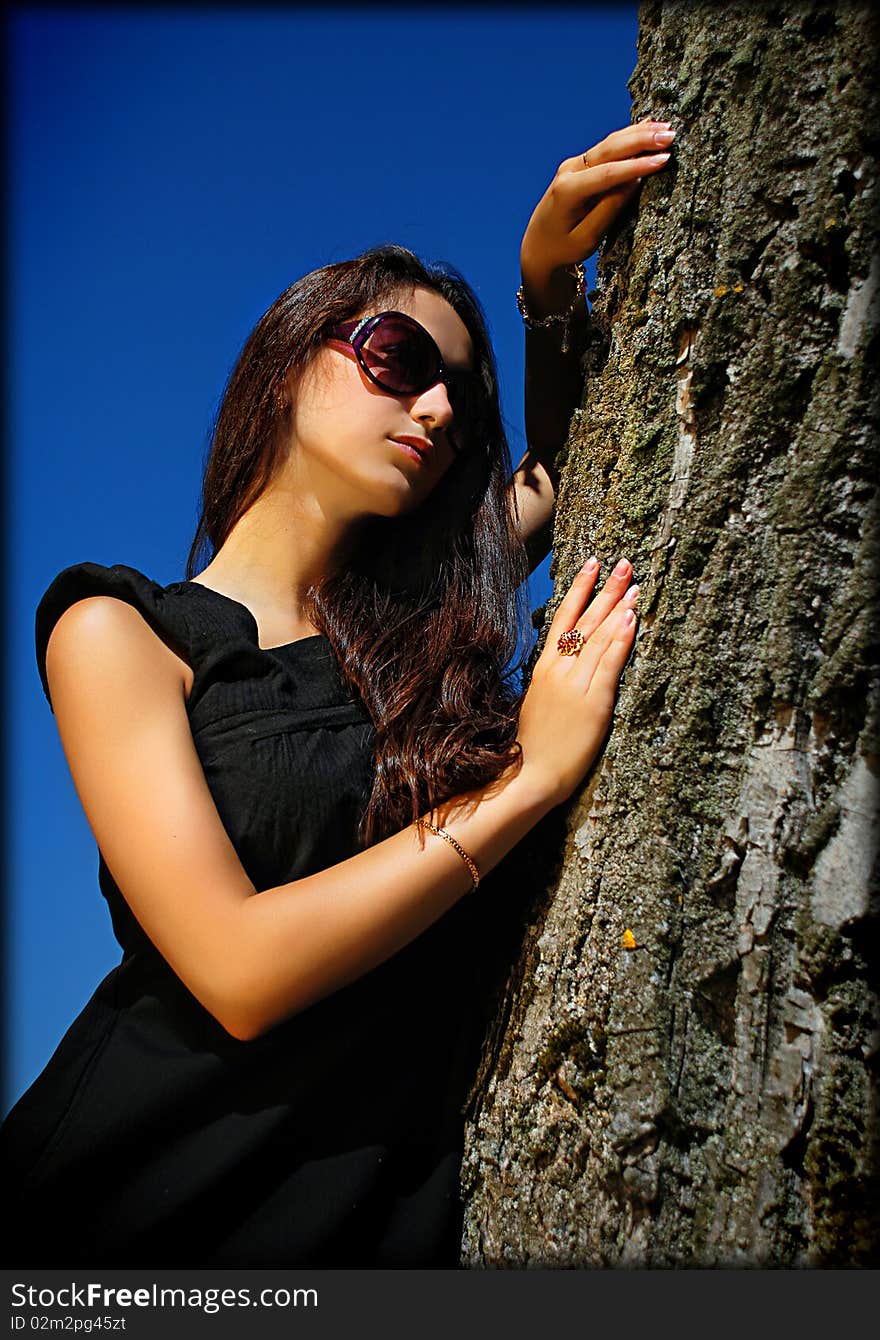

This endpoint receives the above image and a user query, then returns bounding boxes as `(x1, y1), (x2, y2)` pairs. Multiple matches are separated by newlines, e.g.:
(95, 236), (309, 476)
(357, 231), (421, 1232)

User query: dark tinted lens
(359, 315), (439, 393)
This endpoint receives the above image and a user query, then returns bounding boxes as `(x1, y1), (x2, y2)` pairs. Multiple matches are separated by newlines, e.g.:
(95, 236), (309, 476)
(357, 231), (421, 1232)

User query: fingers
(571, 585), (638, 694)
(558, 120), (675, 176)
(557, 151), (670, 211)
(564, 181), (641, 259)
(583, 606), (639, 713)
(547, 557), (637, 647)
(584, 120), (676, 170)
(553, 121), (675, 220)
(547, 557), (601, 643)
(575, 558), (638, 641)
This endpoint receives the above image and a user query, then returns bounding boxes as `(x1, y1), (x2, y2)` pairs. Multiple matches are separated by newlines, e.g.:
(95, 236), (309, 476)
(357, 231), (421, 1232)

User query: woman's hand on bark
(516, 558), (639, 807)
(520, 119), (675, 308)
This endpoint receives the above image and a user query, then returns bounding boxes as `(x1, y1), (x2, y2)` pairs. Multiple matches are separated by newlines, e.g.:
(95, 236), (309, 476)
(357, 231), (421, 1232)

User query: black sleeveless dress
(1, 563), (492, 1268)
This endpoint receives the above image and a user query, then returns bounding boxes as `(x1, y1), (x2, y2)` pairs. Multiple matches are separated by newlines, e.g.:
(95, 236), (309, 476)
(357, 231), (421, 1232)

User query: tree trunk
(461, 0), (879, 1267)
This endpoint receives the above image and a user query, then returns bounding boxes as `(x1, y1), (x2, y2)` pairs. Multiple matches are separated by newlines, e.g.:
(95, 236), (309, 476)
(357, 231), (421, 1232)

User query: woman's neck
(192, 478), (364, 646)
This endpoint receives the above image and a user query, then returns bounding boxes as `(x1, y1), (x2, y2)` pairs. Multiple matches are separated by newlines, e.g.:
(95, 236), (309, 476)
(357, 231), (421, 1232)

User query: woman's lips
(391, 436), (430, 463)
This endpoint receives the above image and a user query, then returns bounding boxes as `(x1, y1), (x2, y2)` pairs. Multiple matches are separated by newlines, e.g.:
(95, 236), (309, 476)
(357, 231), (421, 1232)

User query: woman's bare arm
(511, 120), (675, 568)
(47, 565), (636, 1041)
(511, 293), (589, 573)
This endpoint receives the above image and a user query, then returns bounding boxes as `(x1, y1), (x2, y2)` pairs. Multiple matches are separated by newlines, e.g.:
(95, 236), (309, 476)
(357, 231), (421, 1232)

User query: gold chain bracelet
(515, 262), (586, 354)
(415, 819), (480, 894)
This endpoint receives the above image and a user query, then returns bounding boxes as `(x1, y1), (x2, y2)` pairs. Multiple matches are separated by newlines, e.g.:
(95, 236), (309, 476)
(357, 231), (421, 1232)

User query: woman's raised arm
(511, 119), (675, 568)
(46, 557), (638, 1042)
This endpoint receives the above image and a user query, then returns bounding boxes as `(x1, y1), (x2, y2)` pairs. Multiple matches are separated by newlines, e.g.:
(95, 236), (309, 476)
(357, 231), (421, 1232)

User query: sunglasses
(328, 311), (482, 451)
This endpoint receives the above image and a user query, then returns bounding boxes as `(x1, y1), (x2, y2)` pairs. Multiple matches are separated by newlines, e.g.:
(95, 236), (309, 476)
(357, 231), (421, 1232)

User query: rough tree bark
(461, 0), (879, 1267)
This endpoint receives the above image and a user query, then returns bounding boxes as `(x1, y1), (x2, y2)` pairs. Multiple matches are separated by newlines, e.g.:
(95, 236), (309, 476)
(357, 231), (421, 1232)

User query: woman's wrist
(519, 245), (585, 321)
(518, 255), (588, 357)
(506, 755), (561, 818)
(430, 753), (557, 841)
(507, 753), (568, 815)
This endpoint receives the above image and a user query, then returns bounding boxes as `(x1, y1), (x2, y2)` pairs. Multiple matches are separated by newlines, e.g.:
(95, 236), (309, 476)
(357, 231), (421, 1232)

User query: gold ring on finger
(582, 152), (591, 168)
(557, 628), (585, 656)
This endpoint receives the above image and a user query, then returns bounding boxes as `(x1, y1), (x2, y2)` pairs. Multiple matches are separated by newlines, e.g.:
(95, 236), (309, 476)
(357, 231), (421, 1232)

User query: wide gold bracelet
(416, 818), (481, 893)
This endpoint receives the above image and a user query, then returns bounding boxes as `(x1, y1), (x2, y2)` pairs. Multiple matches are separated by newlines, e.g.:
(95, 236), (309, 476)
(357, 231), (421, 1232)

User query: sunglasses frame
(328, 310), (480, 453)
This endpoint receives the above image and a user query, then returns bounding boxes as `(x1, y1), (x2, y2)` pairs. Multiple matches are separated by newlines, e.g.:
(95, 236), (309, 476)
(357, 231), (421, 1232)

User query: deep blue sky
(7, 4), (639, 1110)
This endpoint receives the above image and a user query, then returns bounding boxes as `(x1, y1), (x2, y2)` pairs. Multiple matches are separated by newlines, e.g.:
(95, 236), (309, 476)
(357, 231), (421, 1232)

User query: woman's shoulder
(35, 562), (194, 708)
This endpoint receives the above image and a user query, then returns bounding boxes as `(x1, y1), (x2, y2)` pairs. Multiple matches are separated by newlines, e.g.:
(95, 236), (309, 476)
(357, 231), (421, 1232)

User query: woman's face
(284, 287), (476, 521)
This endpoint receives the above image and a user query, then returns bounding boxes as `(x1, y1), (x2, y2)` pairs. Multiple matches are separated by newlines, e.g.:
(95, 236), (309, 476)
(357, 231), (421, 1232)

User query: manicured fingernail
(624, 585), (640, 604)
(623, 609), (636, 627)
(653, 129), (676, 146)
(614, 559), (630, 576)
(582, 556), (599, 573)
(650, 153), (671, 164)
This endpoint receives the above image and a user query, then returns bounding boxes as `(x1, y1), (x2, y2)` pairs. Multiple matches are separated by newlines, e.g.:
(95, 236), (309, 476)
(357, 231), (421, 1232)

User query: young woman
(2, 122), (673, 1266)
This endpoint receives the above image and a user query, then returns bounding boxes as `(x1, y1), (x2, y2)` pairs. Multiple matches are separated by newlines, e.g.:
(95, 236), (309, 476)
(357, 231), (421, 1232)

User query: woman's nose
(409, 378), (454, 430)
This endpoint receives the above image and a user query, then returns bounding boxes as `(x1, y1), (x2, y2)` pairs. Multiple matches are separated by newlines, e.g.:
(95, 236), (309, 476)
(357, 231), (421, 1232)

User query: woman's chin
(360, 476), (433, 519)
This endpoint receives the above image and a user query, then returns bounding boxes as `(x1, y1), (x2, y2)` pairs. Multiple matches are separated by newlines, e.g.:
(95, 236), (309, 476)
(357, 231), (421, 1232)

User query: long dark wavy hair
(187, 244), (531, 845)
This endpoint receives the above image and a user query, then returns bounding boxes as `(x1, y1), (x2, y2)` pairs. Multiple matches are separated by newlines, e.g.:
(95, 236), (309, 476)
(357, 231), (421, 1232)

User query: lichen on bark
(461, 0), (879, 1267)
